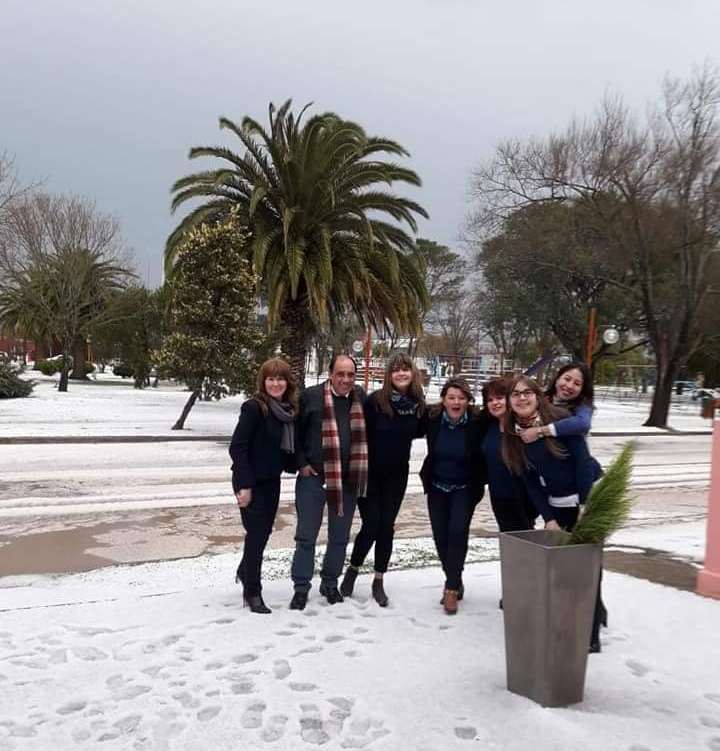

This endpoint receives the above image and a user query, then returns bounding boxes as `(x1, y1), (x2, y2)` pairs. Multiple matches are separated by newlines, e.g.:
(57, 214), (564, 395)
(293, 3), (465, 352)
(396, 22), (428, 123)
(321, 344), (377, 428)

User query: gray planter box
(499, 529), (602, 707)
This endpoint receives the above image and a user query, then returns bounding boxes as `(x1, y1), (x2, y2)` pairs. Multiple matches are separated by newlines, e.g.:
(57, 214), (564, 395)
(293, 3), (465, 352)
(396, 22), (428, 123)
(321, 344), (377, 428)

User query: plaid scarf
(322, 381), (368, 516)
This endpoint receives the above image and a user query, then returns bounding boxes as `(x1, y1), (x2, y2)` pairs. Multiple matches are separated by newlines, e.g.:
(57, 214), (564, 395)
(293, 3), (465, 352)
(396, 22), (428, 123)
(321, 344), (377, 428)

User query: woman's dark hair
(481, 376), (512, 408)
(375, 352), (426, 417)
(545, 361), (594, 408)
(253, 357), (299, 416)
(501, 375), (568, 474)
(429, 377), (476, 418)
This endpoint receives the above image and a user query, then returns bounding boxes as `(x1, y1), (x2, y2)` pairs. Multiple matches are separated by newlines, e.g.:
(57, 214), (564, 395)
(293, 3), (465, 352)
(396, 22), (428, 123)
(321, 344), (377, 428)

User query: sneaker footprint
(299, 703), (330, 745)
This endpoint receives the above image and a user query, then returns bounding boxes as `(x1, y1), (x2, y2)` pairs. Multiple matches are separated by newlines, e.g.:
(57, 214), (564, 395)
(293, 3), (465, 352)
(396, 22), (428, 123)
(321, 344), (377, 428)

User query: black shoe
(340, 567), (358, 598)
(498, 598), (503, 610)
(319, 584), (344, 605)
(289, 591), (308, 610)
(244, 594), (271, 614)
(589, 639), (601, 654)
(371, 578), (388, 607)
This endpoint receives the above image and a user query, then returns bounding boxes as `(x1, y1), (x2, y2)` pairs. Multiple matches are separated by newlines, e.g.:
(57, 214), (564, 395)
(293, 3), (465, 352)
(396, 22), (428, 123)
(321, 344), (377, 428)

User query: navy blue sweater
(229, 398), (296, 492)
(364, 391), (423, 477)
(521, 435), (600, 522)
(481, 420), (525, 500)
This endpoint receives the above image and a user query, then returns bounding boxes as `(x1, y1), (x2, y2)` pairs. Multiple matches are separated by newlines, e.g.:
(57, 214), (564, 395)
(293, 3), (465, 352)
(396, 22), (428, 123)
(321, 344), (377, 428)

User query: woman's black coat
(229, 398), (296, 492)
(419, 408), (490, 504)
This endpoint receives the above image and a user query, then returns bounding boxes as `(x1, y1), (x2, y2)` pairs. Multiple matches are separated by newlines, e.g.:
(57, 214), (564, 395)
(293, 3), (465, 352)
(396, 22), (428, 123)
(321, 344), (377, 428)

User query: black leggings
(238, 479), (280, 597)
(490, 494), (533, 532)
(427, 486), (475, 590)
(553, 506), (604, 645)
(350, 469), (408, 573)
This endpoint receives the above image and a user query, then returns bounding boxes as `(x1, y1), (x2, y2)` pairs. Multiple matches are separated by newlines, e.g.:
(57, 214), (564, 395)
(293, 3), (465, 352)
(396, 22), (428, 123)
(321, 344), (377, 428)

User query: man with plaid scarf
(290, 354), (368, 609)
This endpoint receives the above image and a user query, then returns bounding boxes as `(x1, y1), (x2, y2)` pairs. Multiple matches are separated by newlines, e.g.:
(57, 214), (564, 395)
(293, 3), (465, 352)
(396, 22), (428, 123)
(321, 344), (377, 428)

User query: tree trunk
(34, 339), (50, 363)
(70, 336), (88, 380)
(280, 299), (310, 388)
(172, 390), (200, 430)
(644, 362), (677, 428)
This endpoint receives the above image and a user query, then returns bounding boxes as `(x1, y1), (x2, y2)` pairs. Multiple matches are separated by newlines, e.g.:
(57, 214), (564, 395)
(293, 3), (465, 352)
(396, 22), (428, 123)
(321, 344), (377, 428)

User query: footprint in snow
(701, 717), (720, 729)
(197, 706), (221, 722)
(290, 682), (318, 692)
(56, 701), (87, 715)
(113, 714), (142, 734)
(273, 659), (292, 679)
(625, 660), (650, 677)
(345, 650), (361, 658)
(325, 635), (345, 643)
(261, 713), (289, 742)
(707, 738), (720, 751)
(455, 726), (477, 741)
(231, 680), (256, 695)
(233, 653), (259, 664)
(276, 630), (295, 636)
(241, 701), (266, 729)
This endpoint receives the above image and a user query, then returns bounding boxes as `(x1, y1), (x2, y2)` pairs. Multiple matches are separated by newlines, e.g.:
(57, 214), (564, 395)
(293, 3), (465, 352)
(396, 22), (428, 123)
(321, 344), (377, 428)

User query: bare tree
(471, 65), (720, 427)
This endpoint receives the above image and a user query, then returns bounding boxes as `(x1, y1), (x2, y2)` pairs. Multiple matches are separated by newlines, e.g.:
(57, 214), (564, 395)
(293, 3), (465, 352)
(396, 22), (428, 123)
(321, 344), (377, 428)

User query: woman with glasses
(501, 375), (604, 651)
(419, 377), (489, 614)
(341, 353), (426, 607)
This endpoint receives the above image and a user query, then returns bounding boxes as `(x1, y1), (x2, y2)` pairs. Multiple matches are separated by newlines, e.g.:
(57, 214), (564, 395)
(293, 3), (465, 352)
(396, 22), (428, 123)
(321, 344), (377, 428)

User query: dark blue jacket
(419, 409), (489, 504)
(229, 398), (296, 492)
(521, 435), (600, 522)
(552, 403), (592, 437)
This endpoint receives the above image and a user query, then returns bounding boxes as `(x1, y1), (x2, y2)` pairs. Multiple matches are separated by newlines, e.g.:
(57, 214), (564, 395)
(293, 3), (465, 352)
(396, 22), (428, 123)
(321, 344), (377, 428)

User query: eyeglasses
(510, 389), (534, 399)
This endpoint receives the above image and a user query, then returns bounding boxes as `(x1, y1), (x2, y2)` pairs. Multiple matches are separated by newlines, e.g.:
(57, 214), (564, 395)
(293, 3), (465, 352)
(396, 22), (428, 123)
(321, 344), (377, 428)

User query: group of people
(229, 353), (606, 652)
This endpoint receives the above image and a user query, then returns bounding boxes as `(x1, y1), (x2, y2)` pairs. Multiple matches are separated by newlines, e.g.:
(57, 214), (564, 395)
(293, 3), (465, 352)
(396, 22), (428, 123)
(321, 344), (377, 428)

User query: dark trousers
(238, 478), (280, 597)
(427, 486), (475, 590)
(553, 506), (604, 645)
(490, 494), (532, 533)
(291, 474), (356, 593)
(350, 469), (408, 573)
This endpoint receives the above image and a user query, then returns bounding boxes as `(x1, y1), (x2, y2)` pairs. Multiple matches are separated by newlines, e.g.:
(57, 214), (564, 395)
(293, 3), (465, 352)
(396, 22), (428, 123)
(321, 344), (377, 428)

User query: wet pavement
(0, 487), (707, 593)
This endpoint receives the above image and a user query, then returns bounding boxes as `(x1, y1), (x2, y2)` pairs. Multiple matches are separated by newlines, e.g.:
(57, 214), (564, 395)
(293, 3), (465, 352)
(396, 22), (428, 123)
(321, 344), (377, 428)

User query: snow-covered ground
(2, 551), (720, 751)
(1, 378), (712, 438)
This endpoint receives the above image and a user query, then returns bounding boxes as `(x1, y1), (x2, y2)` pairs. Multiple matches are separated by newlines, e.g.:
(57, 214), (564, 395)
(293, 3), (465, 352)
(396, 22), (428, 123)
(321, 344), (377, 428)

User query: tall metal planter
(499, 529), (602, 707)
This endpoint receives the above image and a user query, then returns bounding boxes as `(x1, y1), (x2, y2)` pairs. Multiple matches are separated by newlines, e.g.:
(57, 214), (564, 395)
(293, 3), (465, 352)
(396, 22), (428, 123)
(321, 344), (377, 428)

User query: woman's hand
(300, 464), (318, 478)
(236, 488), (252, 508)
(520, 426), (543, 443)
(544, 519), (561, 531)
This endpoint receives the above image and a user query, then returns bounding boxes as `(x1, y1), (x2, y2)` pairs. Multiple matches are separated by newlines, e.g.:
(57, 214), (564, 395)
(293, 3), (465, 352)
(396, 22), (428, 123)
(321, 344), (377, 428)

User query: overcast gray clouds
(3, 0), (719, 284)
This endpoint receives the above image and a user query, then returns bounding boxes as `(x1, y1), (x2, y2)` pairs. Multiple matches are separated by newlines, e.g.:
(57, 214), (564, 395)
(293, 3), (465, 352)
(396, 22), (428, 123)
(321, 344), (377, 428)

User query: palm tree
(166, 100), (429, 384)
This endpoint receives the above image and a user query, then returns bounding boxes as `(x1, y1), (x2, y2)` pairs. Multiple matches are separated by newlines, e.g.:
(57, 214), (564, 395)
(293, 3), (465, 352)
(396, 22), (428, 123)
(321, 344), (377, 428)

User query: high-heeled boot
(371, 577), (388, 607)
(243, 593), (271, 614)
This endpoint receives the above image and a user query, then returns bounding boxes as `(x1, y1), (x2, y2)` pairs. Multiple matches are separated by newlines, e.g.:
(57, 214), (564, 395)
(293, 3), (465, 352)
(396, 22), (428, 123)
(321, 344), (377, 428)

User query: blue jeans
(291, 475), (356, 593)
(427, 486), (475, 590)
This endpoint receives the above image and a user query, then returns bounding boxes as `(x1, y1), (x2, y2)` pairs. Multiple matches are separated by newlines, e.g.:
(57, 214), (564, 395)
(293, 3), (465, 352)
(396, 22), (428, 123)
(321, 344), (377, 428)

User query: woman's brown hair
(501, 375), (569, 474)
(252, 357), (299, 416)
(428, 377), (477, 418)
(374, 352), (426, 417)
(481, 376), (512, 408)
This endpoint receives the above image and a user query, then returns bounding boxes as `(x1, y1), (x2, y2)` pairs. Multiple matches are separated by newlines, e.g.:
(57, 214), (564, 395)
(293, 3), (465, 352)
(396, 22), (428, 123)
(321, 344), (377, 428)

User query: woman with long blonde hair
(230, 357), (298, 613)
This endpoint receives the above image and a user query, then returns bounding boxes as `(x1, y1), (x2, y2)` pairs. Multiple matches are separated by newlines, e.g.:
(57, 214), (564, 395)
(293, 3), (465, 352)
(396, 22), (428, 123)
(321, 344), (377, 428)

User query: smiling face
(264, 375), (287, 400)
(509, 380), (539, 419)
(555, 368), (584, 402)
(442, 386), (469, 420)
(390, 366), (413, 393)
(330, 356), (356, 397)
(486, 390), (506, 419)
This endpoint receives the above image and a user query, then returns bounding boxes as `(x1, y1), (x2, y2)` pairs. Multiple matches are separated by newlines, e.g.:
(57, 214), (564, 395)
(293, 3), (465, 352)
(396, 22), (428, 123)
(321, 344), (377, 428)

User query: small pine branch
(566, 441), (635, 546)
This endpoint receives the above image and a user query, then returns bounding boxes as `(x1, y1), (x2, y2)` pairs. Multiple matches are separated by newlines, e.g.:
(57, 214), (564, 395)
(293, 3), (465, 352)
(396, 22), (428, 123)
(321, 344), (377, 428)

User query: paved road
(0, 434), (712, 518)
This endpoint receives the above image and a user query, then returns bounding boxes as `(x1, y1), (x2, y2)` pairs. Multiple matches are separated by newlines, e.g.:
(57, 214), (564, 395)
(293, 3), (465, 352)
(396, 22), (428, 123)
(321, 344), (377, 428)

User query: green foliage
(166, 100), (429, 380)
(0, 361), (34, 398)
(566, 442), (635, 546)
(155, 214), (264, 405)
(36, 359), (62, 375)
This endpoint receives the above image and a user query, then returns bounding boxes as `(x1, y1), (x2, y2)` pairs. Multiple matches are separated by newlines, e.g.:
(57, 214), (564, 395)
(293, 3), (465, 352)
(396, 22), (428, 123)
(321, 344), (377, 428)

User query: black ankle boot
(340, 567), (358, 597)
(319, 584), (344, 605)
(244, 593), (271, 614)
(289, 591), (308, 610)
(372, 578), (388, 607)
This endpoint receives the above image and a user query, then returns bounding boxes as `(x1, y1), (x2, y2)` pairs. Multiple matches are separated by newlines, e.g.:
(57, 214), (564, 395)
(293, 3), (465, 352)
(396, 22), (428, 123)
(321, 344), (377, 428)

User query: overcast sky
(3, 0), (719, 285)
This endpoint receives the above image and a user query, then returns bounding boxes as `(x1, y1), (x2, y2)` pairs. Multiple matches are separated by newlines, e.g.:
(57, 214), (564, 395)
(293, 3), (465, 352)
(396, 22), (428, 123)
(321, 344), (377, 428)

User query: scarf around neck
(442, 410), (468, 429)
(391, 390), (418, 416)
(514, 411), (541, 431)
(268, 397), (295, 454)
(321, 381), (368, 516)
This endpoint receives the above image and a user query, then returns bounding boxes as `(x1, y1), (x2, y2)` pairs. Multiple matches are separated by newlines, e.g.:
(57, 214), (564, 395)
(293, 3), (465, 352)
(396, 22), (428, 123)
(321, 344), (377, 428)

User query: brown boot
(442, 589), (459, 615)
